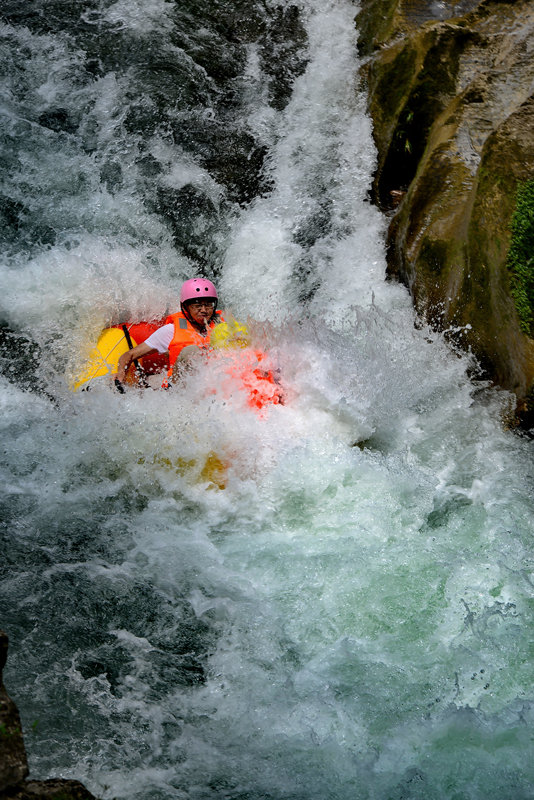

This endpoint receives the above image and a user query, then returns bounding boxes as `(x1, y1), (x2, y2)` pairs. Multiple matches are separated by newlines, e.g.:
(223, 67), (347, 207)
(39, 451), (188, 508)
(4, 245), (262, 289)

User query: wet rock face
(360, 0), (534, 416)
(0, 631), (100, 800)
(1, 779), (98, 799)
(0, 631), (28, 792)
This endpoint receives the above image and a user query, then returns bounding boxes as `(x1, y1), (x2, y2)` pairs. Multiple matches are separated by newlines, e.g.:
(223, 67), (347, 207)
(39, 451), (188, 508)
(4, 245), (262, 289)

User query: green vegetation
(507, 180), (534, 336)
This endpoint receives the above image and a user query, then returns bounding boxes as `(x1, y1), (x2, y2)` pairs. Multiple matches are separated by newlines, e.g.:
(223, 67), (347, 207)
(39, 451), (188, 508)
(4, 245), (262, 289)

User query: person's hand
(113, 351), (131, 384)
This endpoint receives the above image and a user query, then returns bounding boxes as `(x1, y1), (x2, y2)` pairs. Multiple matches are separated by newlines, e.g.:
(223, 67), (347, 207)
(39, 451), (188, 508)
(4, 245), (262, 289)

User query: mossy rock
(365, 41), (419, 157)
(356, 0), (402, 57)
(390, 136), (475, 321)
(394, 99), (534, 395)
(365, 22), (478, 208)
(365, 0), (534, 410)
(459, 101), (534, 392)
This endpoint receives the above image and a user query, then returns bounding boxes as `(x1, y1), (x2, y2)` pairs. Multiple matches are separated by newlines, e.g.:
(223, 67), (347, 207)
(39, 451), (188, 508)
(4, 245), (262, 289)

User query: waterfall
(1, 1), (533, 798)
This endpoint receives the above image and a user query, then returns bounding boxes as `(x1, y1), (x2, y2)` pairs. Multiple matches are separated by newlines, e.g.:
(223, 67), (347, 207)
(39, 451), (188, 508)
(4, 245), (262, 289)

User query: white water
(1, 2), (534, 799)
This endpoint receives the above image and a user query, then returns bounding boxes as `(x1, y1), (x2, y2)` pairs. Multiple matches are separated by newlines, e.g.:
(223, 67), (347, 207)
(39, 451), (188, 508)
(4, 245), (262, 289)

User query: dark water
(1, 1), (534, 799)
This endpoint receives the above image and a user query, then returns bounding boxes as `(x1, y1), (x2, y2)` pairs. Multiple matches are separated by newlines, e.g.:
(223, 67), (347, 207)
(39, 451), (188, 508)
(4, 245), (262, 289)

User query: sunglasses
(188, 300), (216, 309)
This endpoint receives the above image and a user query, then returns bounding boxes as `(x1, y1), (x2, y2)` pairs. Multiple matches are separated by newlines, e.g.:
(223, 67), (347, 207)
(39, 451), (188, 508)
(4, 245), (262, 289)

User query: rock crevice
(359, 0), (534, 425)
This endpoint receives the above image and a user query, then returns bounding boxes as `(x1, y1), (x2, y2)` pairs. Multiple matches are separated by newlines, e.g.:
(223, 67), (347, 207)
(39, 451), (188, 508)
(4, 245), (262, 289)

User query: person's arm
(114, 323), (174, 386)
(114, 342), (155, 384)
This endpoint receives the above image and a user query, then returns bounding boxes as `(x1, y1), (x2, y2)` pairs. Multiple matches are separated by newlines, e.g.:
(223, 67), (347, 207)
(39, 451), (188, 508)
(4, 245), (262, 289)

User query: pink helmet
(180, 278), (218, 305)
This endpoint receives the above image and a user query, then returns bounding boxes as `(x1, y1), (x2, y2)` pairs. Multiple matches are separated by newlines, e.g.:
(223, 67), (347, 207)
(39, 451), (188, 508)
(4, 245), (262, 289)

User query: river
(1, 1), (533, 798)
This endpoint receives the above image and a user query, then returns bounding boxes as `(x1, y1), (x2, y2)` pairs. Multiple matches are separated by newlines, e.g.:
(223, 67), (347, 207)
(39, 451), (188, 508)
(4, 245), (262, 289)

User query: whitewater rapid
(1, 1), (533, 799)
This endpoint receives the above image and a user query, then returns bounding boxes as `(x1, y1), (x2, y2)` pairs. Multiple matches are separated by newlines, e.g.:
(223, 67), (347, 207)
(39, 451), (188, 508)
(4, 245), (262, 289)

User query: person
(114, 280), (283, 411)
(114, 278), (223, 387)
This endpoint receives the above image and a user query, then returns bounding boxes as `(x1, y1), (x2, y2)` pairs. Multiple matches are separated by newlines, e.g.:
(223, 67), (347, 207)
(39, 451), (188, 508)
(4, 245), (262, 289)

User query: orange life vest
(165, 310), (224, 367)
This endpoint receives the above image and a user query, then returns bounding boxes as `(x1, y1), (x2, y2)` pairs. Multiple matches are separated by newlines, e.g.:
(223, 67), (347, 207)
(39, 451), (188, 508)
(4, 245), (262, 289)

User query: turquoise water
(1, 1), (533, 798)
